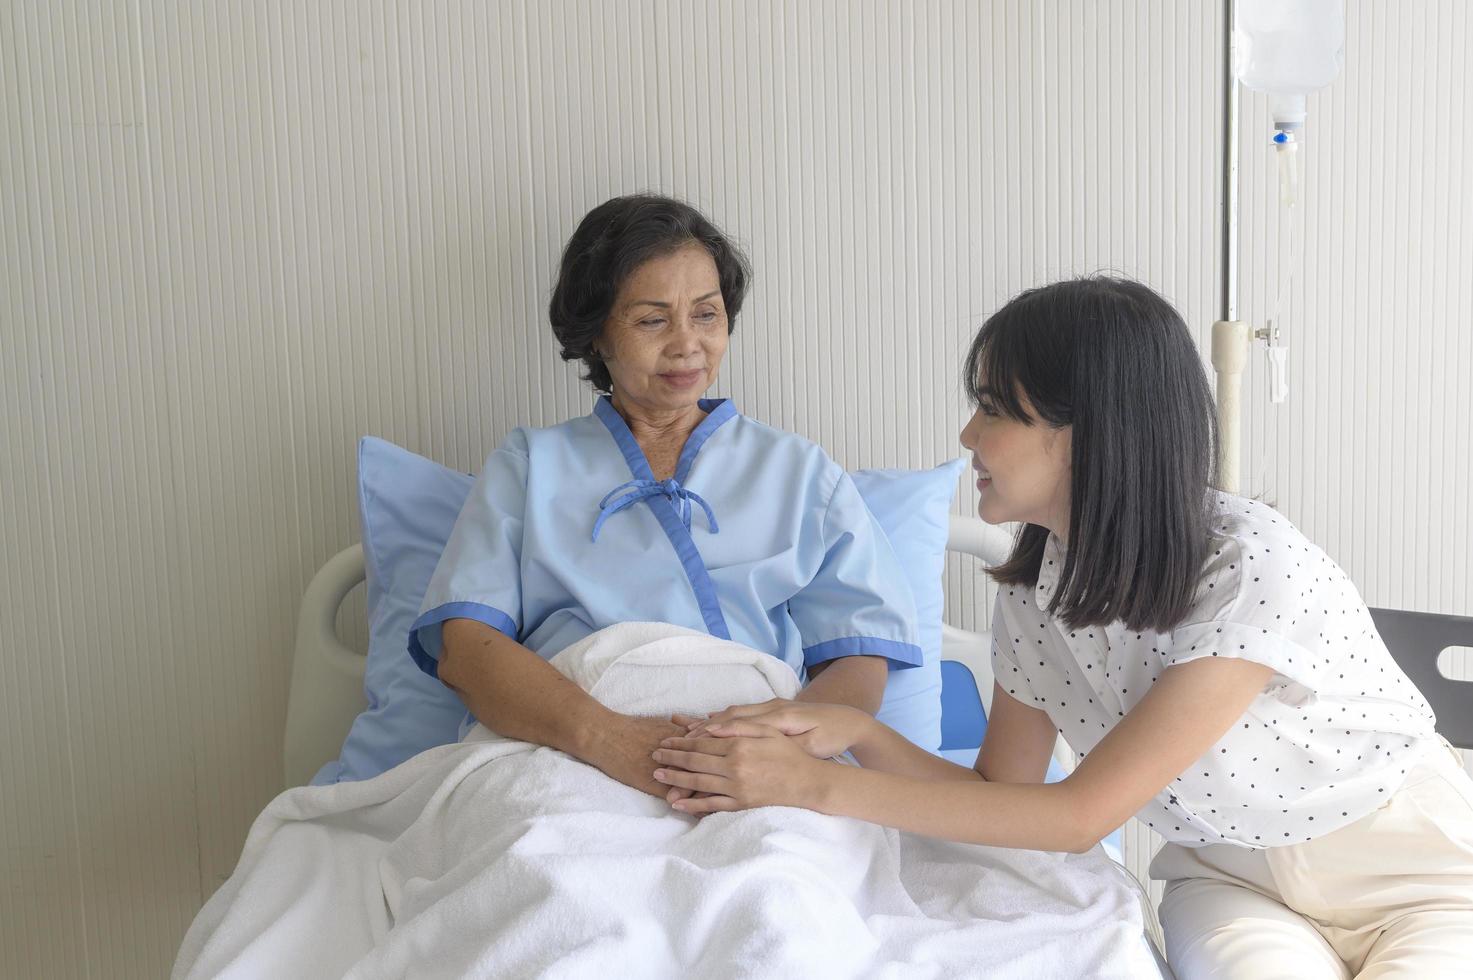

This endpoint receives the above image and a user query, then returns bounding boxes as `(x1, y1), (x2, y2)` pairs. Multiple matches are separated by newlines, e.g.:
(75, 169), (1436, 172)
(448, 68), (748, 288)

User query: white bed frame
(282, 514), (1018, 789)
(281, 514), (1170, 973)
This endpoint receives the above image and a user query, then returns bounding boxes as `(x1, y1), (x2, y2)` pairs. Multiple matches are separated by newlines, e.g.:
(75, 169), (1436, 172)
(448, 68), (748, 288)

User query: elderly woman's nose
(668, 314), (703, 346)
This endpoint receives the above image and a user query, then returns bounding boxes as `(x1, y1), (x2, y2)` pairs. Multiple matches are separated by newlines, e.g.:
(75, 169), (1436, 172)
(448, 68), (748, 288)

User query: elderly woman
(409, 195), (921, 798)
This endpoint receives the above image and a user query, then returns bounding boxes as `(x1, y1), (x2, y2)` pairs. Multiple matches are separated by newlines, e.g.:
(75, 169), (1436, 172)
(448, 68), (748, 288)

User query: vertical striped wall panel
(1, 2), (1465, 976)
(1234, 0), (1473, 767)
(1237, 0), (1472, 620)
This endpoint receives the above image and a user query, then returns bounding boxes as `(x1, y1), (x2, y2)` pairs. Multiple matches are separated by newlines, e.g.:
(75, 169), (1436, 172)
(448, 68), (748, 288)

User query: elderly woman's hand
(651, 726), (835, 814)
(586, 714), (689, 798)
(682, 700), (874, 760)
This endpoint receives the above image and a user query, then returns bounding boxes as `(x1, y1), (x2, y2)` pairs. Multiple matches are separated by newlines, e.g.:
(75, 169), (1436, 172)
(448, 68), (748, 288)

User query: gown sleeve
(787, 471), (924, 671)
(408, 429), (530, 678)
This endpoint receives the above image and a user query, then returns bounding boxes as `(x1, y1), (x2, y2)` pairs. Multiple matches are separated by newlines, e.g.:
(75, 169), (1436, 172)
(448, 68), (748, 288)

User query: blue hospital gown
(410, 397), (920, 735)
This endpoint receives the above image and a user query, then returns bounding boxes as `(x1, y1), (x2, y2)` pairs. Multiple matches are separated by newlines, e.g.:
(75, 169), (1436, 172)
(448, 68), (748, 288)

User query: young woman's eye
(979, 401), (1000, 418)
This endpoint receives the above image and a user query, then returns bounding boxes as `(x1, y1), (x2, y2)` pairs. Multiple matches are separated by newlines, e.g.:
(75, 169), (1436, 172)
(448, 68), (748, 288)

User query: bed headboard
(281, 515), (1016, 788)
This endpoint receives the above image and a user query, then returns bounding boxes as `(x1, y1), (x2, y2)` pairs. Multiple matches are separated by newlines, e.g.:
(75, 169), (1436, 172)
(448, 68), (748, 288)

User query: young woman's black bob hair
(964, 275), (1220, 634)
(549, 194), (752, 393)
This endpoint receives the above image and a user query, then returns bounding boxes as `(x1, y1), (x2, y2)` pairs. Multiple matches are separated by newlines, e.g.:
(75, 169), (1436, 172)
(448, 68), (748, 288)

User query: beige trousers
(1151, 739), (1473, 979)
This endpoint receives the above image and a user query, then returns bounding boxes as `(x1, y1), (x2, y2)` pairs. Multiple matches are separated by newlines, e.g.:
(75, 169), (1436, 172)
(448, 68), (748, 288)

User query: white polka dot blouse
(990, 494), (1438, 849)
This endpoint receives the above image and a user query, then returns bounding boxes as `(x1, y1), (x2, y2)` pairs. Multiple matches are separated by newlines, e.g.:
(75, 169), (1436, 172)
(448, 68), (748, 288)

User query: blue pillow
(315, 437), (965, 783)
(312, 438), (476, 784)
(849, 460), (968, 752)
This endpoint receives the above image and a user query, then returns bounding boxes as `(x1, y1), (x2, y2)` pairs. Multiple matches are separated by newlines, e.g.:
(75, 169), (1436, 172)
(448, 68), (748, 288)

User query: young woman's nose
(959, 410), (980, 451)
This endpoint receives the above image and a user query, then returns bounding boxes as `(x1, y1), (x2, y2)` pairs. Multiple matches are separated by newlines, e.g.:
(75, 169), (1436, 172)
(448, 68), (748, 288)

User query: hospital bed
(282, 512), (1174, 976)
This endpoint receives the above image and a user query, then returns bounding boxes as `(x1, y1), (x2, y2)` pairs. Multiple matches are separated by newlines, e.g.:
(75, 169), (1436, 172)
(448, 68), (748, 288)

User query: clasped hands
(646, 699), (871, 815)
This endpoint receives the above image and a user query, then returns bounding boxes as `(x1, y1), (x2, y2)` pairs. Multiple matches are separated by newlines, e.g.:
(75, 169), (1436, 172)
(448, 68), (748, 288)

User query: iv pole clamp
(1212, 320), (1252, 494)
(1213, 319), (1289, 494)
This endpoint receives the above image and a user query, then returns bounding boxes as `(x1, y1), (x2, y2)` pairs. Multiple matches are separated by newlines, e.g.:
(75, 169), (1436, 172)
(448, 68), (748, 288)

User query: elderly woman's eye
(638, 317), (667, 328)
(695, 310), (719, 323)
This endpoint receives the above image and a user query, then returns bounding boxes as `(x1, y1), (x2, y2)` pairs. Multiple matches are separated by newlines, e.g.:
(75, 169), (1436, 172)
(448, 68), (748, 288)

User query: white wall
(1, 2), (1467, 976)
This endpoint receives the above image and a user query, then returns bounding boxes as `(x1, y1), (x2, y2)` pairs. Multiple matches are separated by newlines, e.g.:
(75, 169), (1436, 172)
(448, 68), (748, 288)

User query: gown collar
(593, 396), (738, 484)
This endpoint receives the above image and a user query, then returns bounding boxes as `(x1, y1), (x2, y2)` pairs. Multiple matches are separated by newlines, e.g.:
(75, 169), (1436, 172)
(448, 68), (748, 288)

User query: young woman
(651, 277), (1473, 978)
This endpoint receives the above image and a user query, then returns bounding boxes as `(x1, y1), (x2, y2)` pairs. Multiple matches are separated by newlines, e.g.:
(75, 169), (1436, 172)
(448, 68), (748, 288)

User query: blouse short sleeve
(988, 590), (1042, 707)
(1162, 498), (1434, 740)
(1165, 531), (1352, 701)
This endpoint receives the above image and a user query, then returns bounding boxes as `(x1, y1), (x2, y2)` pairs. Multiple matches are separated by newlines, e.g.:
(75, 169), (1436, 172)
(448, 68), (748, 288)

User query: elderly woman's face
(601, 244), (728, 413)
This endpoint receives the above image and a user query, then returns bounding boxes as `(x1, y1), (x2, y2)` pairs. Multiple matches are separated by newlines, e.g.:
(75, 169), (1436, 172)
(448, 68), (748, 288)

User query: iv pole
(1212, 0), (1252, 494)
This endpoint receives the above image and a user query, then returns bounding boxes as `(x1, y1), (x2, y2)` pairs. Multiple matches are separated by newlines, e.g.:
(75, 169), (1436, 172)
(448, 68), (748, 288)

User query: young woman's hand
(684, 699), (874, 759)
(663, 713), (713, 807)
(652, 725), (833, 814)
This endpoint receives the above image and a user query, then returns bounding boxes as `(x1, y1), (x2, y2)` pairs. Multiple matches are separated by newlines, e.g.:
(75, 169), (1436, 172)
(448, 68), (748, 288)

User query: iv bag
(1233, 0), (1345, 131)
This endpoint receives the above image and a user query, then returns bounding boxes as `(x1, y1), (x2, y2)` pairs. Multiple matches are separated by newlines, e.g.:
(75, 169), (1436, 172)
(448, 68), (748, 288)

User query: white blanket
(176, 623), (1157, 979)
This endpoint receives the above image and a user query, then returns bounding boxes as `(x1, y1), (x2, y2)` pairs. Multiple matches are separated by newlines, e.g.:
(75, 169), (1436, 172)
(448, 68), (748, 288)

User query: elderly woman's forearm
(798, 655), (888, 715)
(438, 618), (612, 759)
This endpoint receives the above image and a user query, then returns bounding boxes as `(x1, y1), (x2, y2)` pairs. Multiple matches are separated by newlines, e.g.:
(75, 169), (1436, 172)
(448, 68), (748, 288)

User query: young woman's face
(600, 245), (729, 415)
(959, 387), (1073, 537)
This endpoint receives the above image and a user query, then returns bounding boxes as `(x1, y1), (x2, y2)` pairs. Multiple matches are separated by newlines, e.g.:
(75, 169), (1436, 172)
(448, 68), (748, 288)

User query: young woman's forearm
(798, 659), (979, 780)
(818, 659), (1282, 852)
(813, 765), (1094, 852)
(849, 718), (984, 782)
